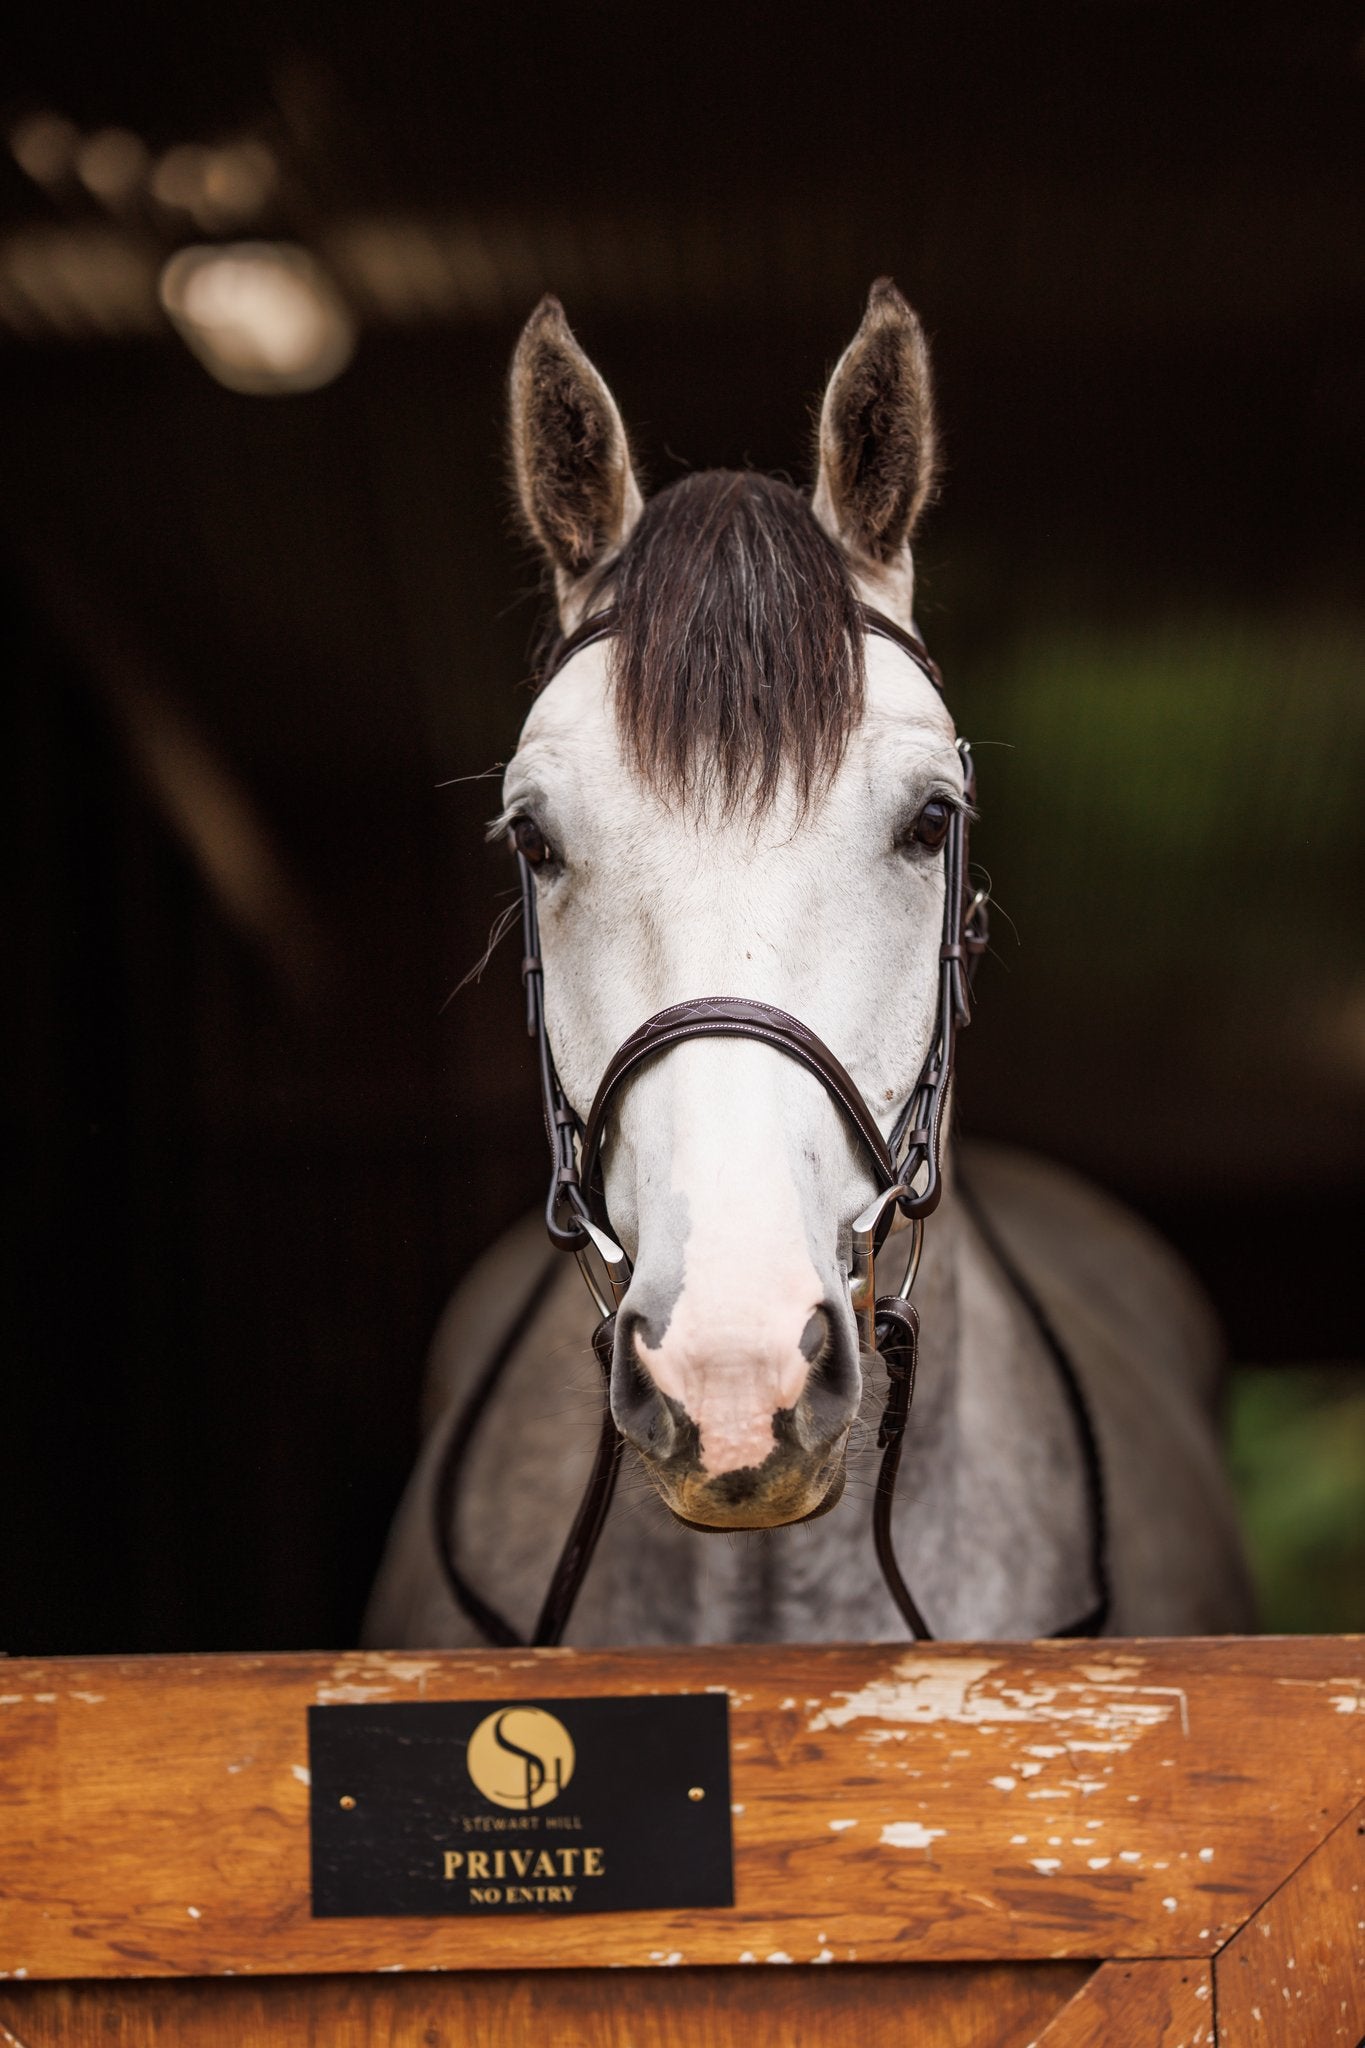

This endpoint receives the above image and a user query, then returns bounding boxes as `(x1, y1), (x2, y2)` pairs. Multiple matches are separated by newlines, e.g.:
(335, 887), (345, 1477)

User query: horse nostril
(801, 1299), (861, 1444)
(800, 1308), (831, 1365)
(611, 1310), (681, 1460)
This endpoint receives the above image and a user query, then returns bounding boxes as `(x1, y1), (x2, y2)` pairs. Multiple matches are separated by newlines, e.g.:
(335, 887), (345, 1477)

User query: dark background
(4, 3), (1362, 1654)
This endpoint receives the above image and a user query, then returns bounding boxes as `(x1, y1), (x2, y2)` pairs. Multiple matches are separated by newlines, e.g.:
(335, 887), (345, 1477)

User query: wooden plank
(1031, 1959), (1214, 2046)
(0, 1639), (1359, 1978)
(1214, 1796), (1365, 2046)
(0, 1962), (1092, 2047)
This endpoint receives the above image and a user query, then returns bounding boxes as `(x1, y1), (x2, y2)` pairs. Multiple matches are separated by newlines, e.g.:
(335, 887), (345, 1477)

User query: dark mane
(582, 472), (865, 813)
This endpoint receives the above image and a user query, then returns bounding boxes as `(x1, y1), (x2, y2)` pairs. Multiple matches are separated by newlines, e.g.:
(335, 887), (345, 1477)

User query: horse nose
(609, 1310), (695, 1463)
(610, 1299), (860, 1472)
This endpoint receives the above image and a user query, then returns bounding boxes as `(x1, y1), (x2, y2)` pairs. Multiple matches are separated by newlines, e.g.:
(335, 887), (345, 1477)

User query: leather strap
(858, 608), (945, 693)
(540, 599), (942, 695)
(432, 1267), (624, 1649)
(530, 1314), (624, 1645)
(871, 1296), (932, 1638)
(539, 605), (621, 683)
(577, 996), (900, 1223)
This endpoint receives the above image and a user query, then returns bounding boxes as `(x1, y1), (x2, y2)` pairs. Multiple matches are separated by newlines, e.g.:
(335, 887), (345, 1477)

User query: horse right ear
(509, 297), (643, 617)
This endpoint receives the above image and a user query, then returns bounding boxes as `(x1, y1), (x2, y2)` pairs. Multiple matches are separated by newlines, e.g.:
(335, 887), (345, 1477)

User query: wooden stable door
(1, 1639), (1361, 2045)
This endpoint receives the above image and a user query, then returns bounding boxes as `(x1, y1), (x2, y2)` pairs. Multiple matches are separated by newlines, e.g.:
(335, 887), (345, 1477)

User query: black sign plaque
(308, 1693), (733, 1918)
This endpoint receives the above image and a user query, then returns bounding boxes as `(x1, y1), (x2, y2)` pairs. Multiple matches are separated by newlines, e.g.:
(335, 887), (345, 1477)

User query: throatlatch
(433, 607), (1110, 1647)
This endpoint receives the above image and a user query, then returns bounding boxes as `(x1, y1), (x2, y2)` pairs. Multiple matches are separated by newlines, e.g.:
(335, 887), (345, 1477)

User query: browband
(541, 600), (945, 694)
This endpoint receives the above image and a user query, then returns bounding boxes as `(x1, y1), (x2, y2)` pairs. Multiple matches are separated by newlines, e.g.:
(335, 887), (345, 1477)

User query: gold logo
(466, 1706), (576, 1811)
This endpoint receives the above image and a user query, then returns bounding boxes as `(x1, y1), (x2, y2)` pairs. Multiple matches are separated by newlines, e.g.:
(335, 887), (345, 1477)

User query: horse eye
(510, 816), (552, 867)
(910, 798), (954, 851)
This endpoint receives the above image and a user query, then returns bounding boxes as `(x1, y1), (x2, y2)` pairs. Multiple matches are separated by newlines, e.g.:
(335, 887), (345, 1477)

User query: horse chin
(647, 1444), (849, 1534)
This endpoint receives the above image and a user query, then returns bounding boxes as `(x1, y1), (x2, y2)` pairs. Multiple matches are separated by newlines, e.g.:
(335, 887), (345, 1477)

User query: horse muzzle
(609, 1305), (859, 1529)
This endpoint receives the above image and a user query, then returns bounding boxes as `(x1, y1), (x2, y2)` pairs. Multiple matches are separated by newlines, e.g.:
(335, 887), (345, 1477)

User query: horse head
(500, 283), (968, 1533)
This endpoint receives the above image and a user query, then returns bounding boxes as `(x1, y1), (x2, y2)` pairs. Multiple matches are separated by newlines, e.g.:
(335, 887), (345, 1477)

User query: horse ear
(509, 296), (643, 611)
(812, 280), (937, 609)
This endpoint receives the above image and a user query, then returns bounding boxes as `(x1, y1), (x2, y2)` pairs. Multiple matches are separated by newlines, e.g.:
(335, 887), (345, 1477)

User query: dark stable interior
(4, 2), (1362, 1652)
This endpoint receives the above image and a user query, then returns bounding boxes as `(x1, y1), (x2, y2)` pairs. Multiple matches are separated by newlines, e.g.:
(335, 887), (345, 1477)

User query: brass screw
(688, 1787), (705, 1802)
(339, 1795), (356, 1810)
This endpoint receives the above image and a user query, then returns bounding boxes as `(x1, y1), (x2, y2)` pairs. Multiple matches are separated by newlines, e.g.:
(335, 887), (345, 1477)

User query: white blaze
(632, 1041), (823, 1474)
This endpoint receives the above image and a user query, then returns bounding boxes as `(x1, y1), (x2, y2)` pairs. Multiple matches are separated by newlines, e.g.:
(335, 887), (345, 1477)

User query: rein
(434, 605), (1110, 1646)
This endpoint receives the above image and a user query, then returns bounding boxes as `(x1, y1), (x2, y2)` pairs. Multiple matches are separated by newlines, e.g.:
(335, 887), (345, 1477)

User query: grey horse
(365, 285), (1253, 1650)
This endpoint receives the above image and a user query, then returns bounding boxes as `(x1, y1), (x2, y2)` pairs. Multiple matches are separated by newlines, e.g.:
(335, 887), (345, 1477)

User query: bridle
(434, 604), (1110, 1647)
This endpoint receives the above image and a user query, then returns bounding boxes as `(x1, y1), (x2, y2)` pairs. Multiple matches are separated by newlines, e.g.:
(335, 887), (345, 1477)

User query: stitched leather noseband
(433, 605), (1110, 1649)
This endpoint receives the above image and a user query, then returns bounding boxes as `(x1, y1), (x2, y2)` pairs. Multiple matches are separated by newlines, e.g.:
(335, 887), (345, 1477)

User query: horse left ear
(509, 296), (643, 617)
(812, 280), (938, 613)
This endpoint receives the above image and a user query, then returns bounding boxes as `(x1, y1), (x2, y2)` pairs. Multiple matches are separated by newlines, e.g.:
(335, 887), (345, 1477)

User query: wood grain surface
(1214, 1796), (1365, 2046)
(1031, 1959), (1214, 2046)
(0, 1639), (1360, 1981)
(0, 1962), (1093, 2047)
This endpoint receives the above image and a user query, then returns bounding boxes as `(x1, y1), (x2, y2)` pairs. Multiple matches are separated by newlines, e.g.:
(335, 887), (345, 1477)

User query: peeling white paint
(828, 1818), (858, 1832)
(1087, 1856), (1111, 1869)
(766, 1951), (793, 1964)
(292, 1765), (311, 1787)
(1161, 1896), (1178, 1912)
(880, 1821), (946, 1850)
(808, 1656), (999, 1728)
(1010, 1834), (1028, 1845)
(1136, 1685), (1190, 1736)
(1079, 1661), (1145, 1685)
(812, 1948), (834, 1964)
(1030, 1857), (1061, 1874)
(187, 1906), (202, 1919)
(731, 1804), (745, 1815)
(70, 1691), (105, 1703)
(738, 1952), (756, 1964)
(367, 1658), (440, 1686)
(1331, 1694), (1359, 1714)
(1119, 1851), (1141, 1863)
(989, 1775), (1017, 1791)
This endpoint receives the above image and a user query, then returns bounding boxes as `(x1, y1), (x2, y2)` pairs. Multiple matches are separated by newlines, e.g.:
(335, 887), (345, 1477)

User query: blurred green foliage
(968, 611), (1365, 993)
(1228, 1365), (1365, 1634)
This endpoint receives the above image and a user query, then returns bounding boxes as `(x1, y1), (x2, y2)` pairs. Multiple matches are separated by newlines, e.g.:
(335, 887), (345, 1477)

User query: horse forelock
(567, 471), (867, 814)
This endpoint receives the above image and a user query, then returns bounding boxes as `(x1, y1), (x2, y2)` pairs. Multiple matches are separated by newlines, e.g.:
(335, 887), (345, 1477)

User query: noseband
(434, 606), (1110, 1647)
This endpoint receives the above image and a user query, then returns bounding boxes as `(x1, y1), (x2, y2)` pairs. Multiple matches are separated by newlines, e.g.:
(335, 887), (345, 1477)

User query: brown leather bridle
(433, 606), (1110, 1648)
